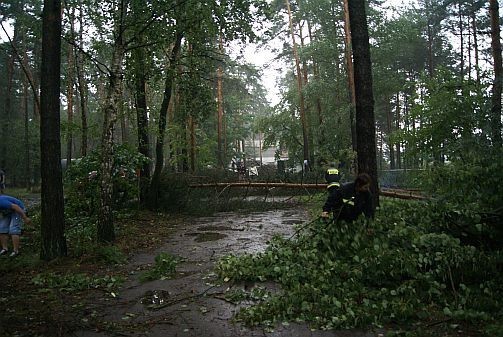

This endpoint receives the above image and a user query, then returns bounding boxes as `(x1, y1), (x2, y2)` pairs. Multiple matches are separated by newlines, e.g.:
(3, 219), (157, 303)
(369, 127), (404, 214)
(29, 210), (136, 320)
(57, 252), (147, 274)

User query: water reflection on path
(75, 208), (375, 337)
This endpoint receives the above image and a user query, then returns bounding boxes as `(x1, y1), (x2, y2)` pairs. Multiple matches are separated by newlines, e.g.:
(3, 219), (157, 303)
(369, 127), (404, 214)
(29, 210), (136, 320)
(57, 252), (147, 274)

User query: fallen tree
(188, 182), (427, 200)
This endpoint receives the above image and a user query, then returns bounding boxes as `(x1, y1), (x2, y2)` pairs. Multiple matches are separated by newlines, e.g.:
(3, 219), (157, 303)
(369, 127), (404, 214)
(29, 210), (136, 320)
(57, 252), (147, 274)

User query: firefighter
(321, 173), (374, 222)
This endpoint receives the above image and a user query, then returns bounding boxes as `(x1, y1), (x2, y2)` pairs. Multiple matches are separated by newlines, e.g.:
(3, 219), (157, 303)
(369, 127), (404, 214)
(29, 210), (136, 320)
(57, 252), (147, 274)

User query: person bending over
(321, 173), (374, 222)
(0, 195), (31, 257)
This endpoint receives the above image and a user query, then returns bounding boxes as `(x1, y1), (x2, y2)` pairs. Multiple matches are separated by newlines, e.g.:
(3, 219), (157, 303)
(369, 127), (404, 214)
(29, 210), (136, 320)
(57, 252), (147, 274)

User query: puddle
(141, 289), (171, 309)
(194, 232), (228, 242)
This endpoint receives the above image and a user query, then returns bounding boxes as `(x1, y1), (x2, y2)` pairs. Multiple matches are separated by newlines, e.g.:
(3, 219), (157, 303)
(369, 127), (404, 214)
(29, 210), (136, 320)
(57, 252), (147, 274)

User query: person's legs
(9, 214), (22, 254)
(0, 216), (10, 252)
(11, 234), (20, 252)
(0, 234), (8, 252)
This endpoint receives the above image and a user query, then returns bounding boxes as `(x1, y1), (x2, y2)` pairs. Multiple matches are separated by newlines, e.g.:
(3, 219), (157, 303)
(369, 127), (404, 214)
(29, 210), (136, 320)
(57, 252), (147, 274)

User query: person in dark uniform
(321, 173), (374, 222)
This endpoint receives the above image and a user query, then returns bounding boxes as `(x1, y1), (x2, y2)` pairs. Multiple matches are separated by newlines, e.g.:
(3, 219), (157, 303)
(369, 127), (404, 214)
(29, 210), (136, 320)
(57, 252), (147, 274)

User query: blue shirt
(0, 195), (25, 211)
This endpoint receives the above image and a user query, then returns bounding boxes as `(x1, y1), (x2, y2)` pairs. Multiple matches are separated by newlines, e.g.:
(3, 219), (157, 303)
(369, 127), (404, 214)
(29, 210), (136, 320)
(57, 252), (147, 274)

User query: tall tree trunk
(299, 21), (315, 167)
(168, 85), (177, 171)
(285, 0), (309, 167)
(343, 0), (357, 152)
(427, 22), (434, 78)
(1, 40), (15, 171)
(119, 81), (127, 144)
(40, 0), (67, 260)
(76, 2), (88, 157)
(348, 0), (379, 207)
(458, 2), (465, 79)
(97, 1), (128, 243)
(97, 51), (123, 243)
(23, 76), (31, 189)
(395, 93), (401, 169)
(471, 4), (480, 84)
(217, 34), (225, 168)
(309, 18), (325, 161)
(66, 27), (75, 167)
(489, 0), (502, 147)
(189, 115), (196, 173)
(133, 47), (151, 202)
(149, 33), (183, 208)
(386, 98), (395, 169)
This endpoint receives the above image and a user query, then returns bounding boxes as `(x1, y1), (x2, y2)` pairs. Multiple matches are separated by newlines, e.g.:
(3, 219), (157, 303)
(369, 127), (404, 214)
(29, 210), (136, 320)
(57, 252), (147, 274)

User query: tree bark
(149, 32), (183, 208)
(471, 4), (480, 84)
(40, 0), (67, 260)
(22, 76), (31, 188)
(427, 23), (434, 78)
(76, 2), (88, 157)
(343, 0), (357, 152)
(458, 2), (464, 79)
(348, 0), (379, 207)
(285, 0), (310, 168)
(189, 115), (196, 173)
(395, 93), (401, 169)
(489, 0), (502, 147)
(66, 14), (75, 167)
(217, 34), (225, 168)
(188, 182), (426, 200)
(386, 98), (395, 169)
(133, 47), (151, 202)
(97, 1), (128, 243)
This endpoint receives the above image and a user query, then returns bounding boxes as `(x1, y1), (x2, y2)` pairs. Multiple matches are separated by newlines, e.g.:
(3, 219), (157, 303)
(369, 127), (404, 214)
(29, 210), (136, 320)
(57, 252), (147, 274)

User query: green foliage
(419, 148), (503, 211)
(415, 147), (503, 249)
(216, 199), (502, 331)
(64, 144), (149, 217)
(156, 173), (191, 212)
(31, 272), (124, 294)
(65, 216), (97, 256)
(91, 245), (127, 265)
(395, 68), (489, 162)
(224, 286), (270, 304)
(139, 252), (180, 283)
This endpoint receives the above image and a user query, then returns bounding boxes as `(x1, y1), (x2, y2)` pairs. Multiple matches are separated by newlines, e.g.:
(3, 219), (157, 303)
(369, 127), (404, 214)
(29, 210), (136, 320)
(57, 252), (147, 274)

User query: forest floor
(0, 196), (485, 337)
(0, 203), (375, 337)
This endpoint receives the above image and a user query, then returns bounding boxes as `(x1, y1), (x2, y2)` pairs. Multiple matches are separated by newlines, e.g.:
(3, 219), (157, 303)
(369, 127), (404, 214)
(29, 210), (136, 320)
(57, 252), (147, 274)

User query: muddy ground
(71, 208), (378, 337)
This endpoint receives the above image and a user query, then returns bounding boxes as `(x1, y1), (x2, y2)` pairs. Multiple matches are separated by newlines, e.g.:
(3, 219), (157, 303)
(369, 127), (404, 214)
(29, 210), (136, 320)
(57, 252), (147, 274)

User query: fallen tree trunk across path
(188, 182), (427, 200)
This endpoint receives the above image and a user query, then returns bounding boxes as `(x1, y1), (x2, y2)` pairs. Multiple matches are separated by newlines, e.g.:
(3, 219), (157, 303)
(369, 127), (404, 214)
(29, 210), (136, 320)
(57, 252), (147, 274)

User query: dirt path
(75, 209), (377, 337)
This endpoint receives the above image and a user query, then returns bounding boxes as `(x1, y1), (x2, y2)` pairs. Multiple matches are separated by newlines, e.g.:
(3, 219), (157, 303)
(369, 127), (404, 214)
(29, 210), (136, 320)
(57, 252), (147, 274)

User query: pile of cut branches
(216, 199), (502, 335)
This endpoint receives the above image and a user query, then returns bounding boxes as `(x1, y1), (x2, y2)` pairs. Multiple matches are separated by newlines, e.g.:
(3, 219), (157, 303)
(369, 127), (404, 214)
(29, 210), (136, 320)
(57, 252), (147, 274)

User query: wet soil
(74, 208), (377, 337)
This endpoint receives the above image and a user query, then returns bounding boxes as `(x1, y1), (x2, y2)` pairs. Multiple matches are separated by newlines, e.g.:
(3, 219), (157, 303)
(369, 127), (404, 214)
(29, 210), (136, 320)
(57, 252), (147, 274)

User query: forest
(0, 0), (502, 336)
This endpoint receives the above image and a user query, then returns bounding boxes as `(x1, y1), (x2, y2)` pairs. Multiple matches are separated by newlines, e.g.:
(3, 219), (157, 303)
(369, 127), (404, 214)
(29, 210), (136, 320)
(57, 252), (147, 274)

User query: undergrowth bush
(64, 145), (149, 218)
(418, 148), (503, 249)
(216, 199), (502, 332)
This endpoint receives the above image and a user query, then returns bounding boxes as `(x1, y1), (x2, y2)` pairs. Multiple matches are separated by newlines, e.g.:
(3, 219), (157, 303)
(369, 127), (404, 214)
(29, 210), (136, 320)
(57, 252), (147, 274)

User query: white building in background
(244, 133), (288, 166)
